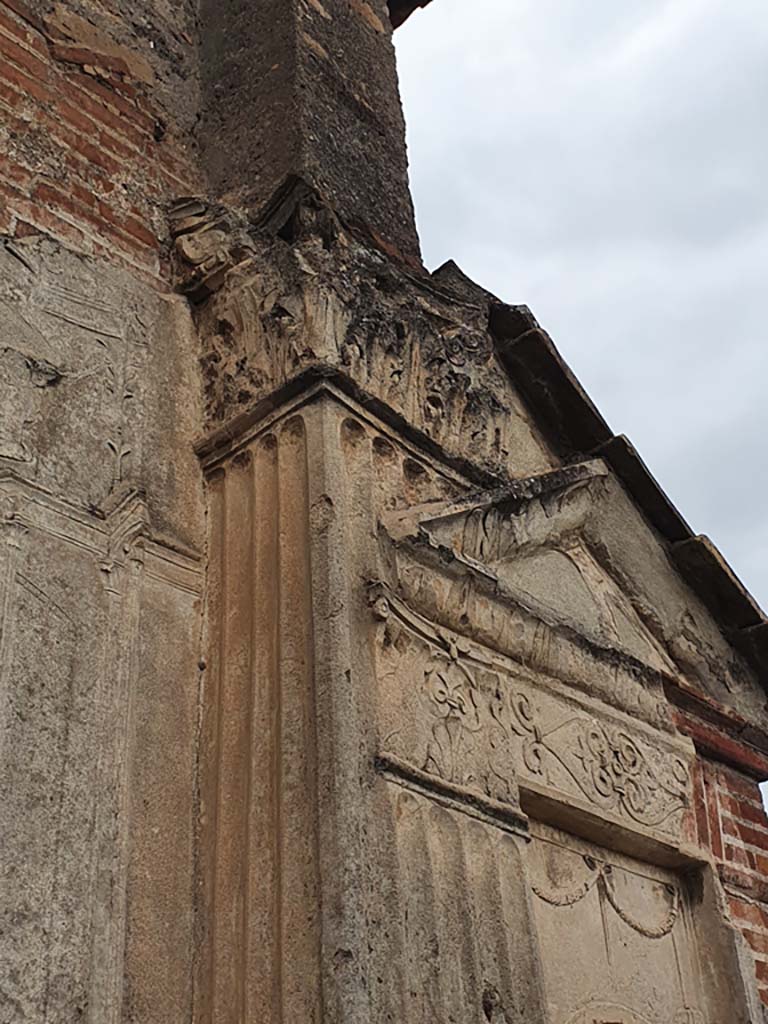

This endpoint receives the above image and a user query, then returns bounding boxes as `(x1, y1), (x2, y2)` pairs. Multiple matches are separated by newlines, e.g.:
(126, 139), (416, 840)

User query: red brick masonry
(0, 0), (200, 284)
(680, 700), (768, 1006)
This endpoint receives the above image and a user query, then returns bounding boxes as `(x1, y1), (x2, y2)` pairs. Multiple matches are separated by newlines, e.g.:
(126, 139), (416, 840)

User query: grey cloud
(395, 0), (768, 606)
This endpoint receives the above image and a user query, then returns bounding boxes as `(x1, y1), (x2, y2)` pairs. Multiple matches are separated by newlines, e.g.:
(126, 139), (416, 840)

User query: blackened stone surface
(199, 0), (421, 265)
(388, 0), (434, 28)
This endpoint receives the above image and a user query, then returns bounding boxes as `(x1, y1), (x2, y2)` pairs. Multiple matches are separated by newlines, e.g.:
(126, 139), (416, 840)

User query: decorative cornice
(489, 301), (768, 686)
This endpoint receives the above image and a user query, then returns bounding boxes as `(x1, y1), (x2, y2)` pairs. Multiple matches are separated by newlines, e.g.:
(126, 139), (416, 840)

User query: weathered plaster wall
(0, 235), (205, 1023)
(1, 3), (205, 1021)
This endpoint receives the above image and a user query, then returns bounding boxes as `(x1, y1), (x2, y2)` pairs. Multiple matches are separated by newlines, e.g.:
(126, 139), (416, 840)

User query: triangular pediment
(380, 455), (768, 737)
(382, 460), (677, 677)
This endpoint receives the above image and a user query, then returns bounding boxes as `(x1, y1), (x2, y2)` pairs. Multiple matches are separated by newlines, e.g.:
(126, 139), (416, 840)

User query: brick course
(0, 0), (201, 283)
(691, 750), (768, 1005)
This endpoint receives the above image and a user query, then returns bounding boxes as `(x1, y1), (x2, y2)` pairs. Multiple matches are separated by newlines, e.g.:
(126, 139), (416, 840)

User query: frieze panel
(388, 547), (672, 733)
(178, 196), (555, 479)
(511, 706), (690, 833)
(372, 588), (692, 840)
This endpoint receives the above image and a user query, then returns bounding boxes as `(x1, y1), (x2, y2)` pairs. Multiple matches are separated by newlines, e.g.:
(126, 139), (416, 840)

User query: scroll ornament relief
(505, 693), (690, 832)
(375, 596), (690, 836)
(424, 646), (688, 833)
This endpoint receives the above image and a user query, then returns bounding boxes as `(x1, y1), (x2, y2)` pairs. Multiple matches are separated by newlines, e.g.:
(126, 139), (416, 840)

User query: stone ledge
(376, 752), (530, 838)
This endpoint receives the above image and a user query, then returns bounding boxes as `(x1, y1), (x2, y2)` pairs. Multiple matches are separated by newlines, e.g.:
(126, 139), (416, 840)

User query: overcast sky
(395, 0), (768, 611)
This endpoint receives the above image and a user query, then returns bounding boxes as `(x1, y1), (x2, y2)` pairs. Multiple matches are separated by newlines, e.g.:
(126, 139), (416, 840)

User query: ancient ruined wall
(0, 0), (200, 276)
(194, 354), (768, 1024)
(5, 1), (768, 1022)
(185, 170), (768, 1020)
(0, 2), (205, 1021)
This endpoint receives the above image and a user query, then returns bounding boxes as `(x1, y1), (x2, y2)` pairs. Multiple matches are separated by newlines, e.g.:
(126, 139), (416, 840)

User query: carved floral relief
(177, 198), (555, 479)
(374, 590), (692, 839)
(422, 653), (482, 786)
